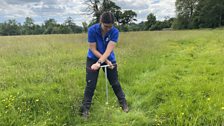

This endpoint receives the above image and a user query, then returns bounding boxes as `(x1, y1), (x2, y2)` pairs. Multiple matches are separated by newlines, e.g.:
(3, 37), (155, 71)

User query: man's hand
(106, 60), (115, 69)
(91, 62), (101, 70)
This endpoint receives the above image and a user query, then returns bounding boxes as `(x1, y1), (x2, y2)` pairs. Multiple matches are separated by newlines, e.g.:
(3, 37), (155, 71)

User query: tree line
(0, 0), (223, 36)
(0, 17), (83, 36)
(0, 13), (173, 36)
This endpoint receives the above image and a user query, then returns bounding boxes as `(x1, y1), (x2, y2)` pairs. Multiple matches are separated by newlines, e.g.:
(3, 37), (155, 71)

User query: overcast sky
(0, 0), (176, 26)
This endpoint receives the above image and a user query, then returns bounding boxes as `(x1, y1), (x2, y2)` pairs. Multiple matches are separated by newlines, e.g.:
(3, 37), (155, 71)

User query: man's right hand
(106, 60), (115, 69)
(91, 62), (101, 70)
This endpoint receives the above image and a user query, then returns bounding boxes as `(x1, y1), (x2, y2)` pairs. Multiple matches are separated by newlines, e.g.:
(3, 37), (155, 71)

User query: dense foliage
(174, 0), (224, 29)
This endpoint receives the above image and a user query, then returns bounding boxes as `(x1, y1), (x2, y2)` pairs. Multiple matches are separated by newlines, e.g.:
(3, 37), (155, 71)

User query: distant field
(0, 30), (223, 125)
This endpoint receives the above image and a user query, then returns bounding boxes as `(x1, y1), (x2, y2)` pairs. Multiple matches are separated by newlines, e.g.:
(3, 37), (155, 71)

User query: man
(80, 12), (129, 118)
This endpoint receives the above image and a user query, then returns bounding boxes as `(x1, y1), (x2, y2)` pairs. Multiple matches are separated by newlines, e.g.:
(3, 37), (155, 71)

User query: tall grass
(0, 30), (223, 125)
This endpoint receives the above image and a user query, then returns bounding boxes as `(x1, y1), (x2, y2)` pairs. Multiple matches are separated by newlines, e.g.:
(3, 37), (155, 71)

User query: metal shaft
(100, 65), (110, 105)
(105, 67), (108, 104)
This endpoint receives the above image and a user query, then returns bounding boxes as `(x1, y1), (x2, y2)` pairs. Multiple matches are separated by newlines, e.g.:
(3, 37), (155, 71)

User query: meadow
(0, 30), (223, 125)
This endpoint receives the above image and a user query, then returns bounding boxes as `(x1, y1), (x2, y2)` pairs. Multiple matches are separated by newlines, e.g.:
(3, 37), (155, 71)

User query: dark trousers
(82, 57), (126, 110)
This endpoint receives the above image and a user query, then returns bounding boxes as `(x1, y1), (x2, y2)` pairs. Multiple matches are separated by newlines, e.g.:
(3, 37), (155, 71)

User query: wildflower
(207, 98), (210, 101)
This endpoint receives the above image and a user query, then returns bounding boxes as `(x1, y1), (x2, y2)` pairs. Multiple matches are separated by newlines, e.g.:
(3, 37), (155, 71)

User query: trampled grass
(0, 30), (223, 125)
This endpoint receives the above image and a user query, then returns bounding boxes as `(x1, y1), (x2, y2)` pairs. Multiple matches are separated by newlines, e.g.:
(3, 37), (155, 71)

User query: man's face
(102, 23), (113, 32)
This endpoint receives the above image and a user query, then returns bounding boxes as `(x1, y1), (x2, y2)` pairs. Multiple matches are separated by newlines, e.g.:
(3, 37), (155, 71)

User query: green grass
(0, 30), (223, 125)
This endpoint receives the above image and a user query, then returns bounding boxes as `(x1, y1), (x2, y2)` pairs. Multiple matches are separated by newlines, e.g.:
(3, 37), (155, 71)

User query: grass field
(0, 30), (223, 125)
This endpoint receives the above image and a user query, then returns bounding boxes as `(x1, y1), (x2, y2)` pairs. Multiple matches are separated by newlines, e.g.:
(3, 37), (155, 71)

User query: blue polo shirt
(87, 23), (119, 62)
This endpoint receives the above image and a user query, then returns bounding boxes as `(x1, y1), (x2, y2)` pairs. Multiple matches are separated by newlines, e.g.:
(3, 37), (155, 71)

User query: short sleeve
(88, 28), (96, 43)
(110, 29), (119, 43)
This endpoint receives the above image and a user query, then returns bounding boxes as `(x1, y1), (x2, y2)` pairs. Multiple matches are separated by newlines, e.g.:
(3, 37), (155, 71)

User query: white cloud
(114, 0), (175, 22)
(113, 0), (149, 10)
(0, 0), (176, 26)
(0, 0), (37, 18)
(148, 0), (176, 20)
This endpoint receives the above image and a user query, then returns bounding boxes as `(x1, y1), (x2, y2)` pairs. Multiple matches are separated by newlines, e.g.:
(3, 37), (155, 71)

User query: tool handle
(100, 63), (117, 68)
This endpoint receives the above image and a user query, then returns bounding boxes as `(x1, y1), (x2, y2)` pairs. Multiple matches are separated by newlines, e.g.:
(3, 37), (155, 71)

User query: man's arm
(90, 41), (116, 70)
(89, 41), (115, 63)
(89, 42), (102, 58)
(98, 41), (116, 62)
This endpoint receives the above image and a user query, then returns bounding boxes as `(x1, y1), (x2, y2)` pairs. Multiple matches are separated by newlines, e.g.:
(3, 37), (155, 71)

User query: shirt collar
(96, 23), (101, 34)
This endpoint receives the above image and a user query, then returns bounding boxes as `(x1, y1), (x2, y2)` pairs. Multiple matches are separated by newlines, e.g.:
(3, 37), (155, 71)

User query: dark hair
(100, 12), (115, 24)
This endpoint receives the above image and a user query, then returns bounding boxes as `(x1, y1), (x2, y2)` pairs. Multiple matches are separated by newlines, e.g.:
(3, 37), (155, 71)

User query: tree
(196, 0), (224, 28)
(44, 19), (59, 34)
(59, 24), (73, 34)
(175, 0), (199, 29)
(101, 0), (121, 13)
(118, 10), (137, 25)
(128, 22), (145, 31)
(23, 17), (35, 35)
(150, 21), (163, 30)
(63, 17), (80, 33)
(145, 13), (156, 30)
(85, 0), (101, 23)
(84, 0), (122, 23)
(162, 17), (175, 29)
(174, 0), (224, 29)
(84, 0), (138, 32)
(0, 19), (21, 35)
(82, 22), (88, 32)
(33, 24), (44, 35)
(116, 10), (137, 31)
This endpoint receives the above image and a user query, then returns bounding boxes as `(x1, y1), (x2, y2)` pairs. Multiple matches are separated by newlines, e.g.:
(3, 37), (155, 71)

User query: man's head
(100, 12), (115, 32)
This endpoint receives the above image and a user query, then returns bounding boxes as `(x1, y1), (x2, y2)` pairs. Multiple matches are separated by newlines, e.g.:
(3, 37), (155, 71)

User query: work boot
(80, 106), (89, 119)
(120, 100), (129, 113)
(82, 109), (89, 119)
